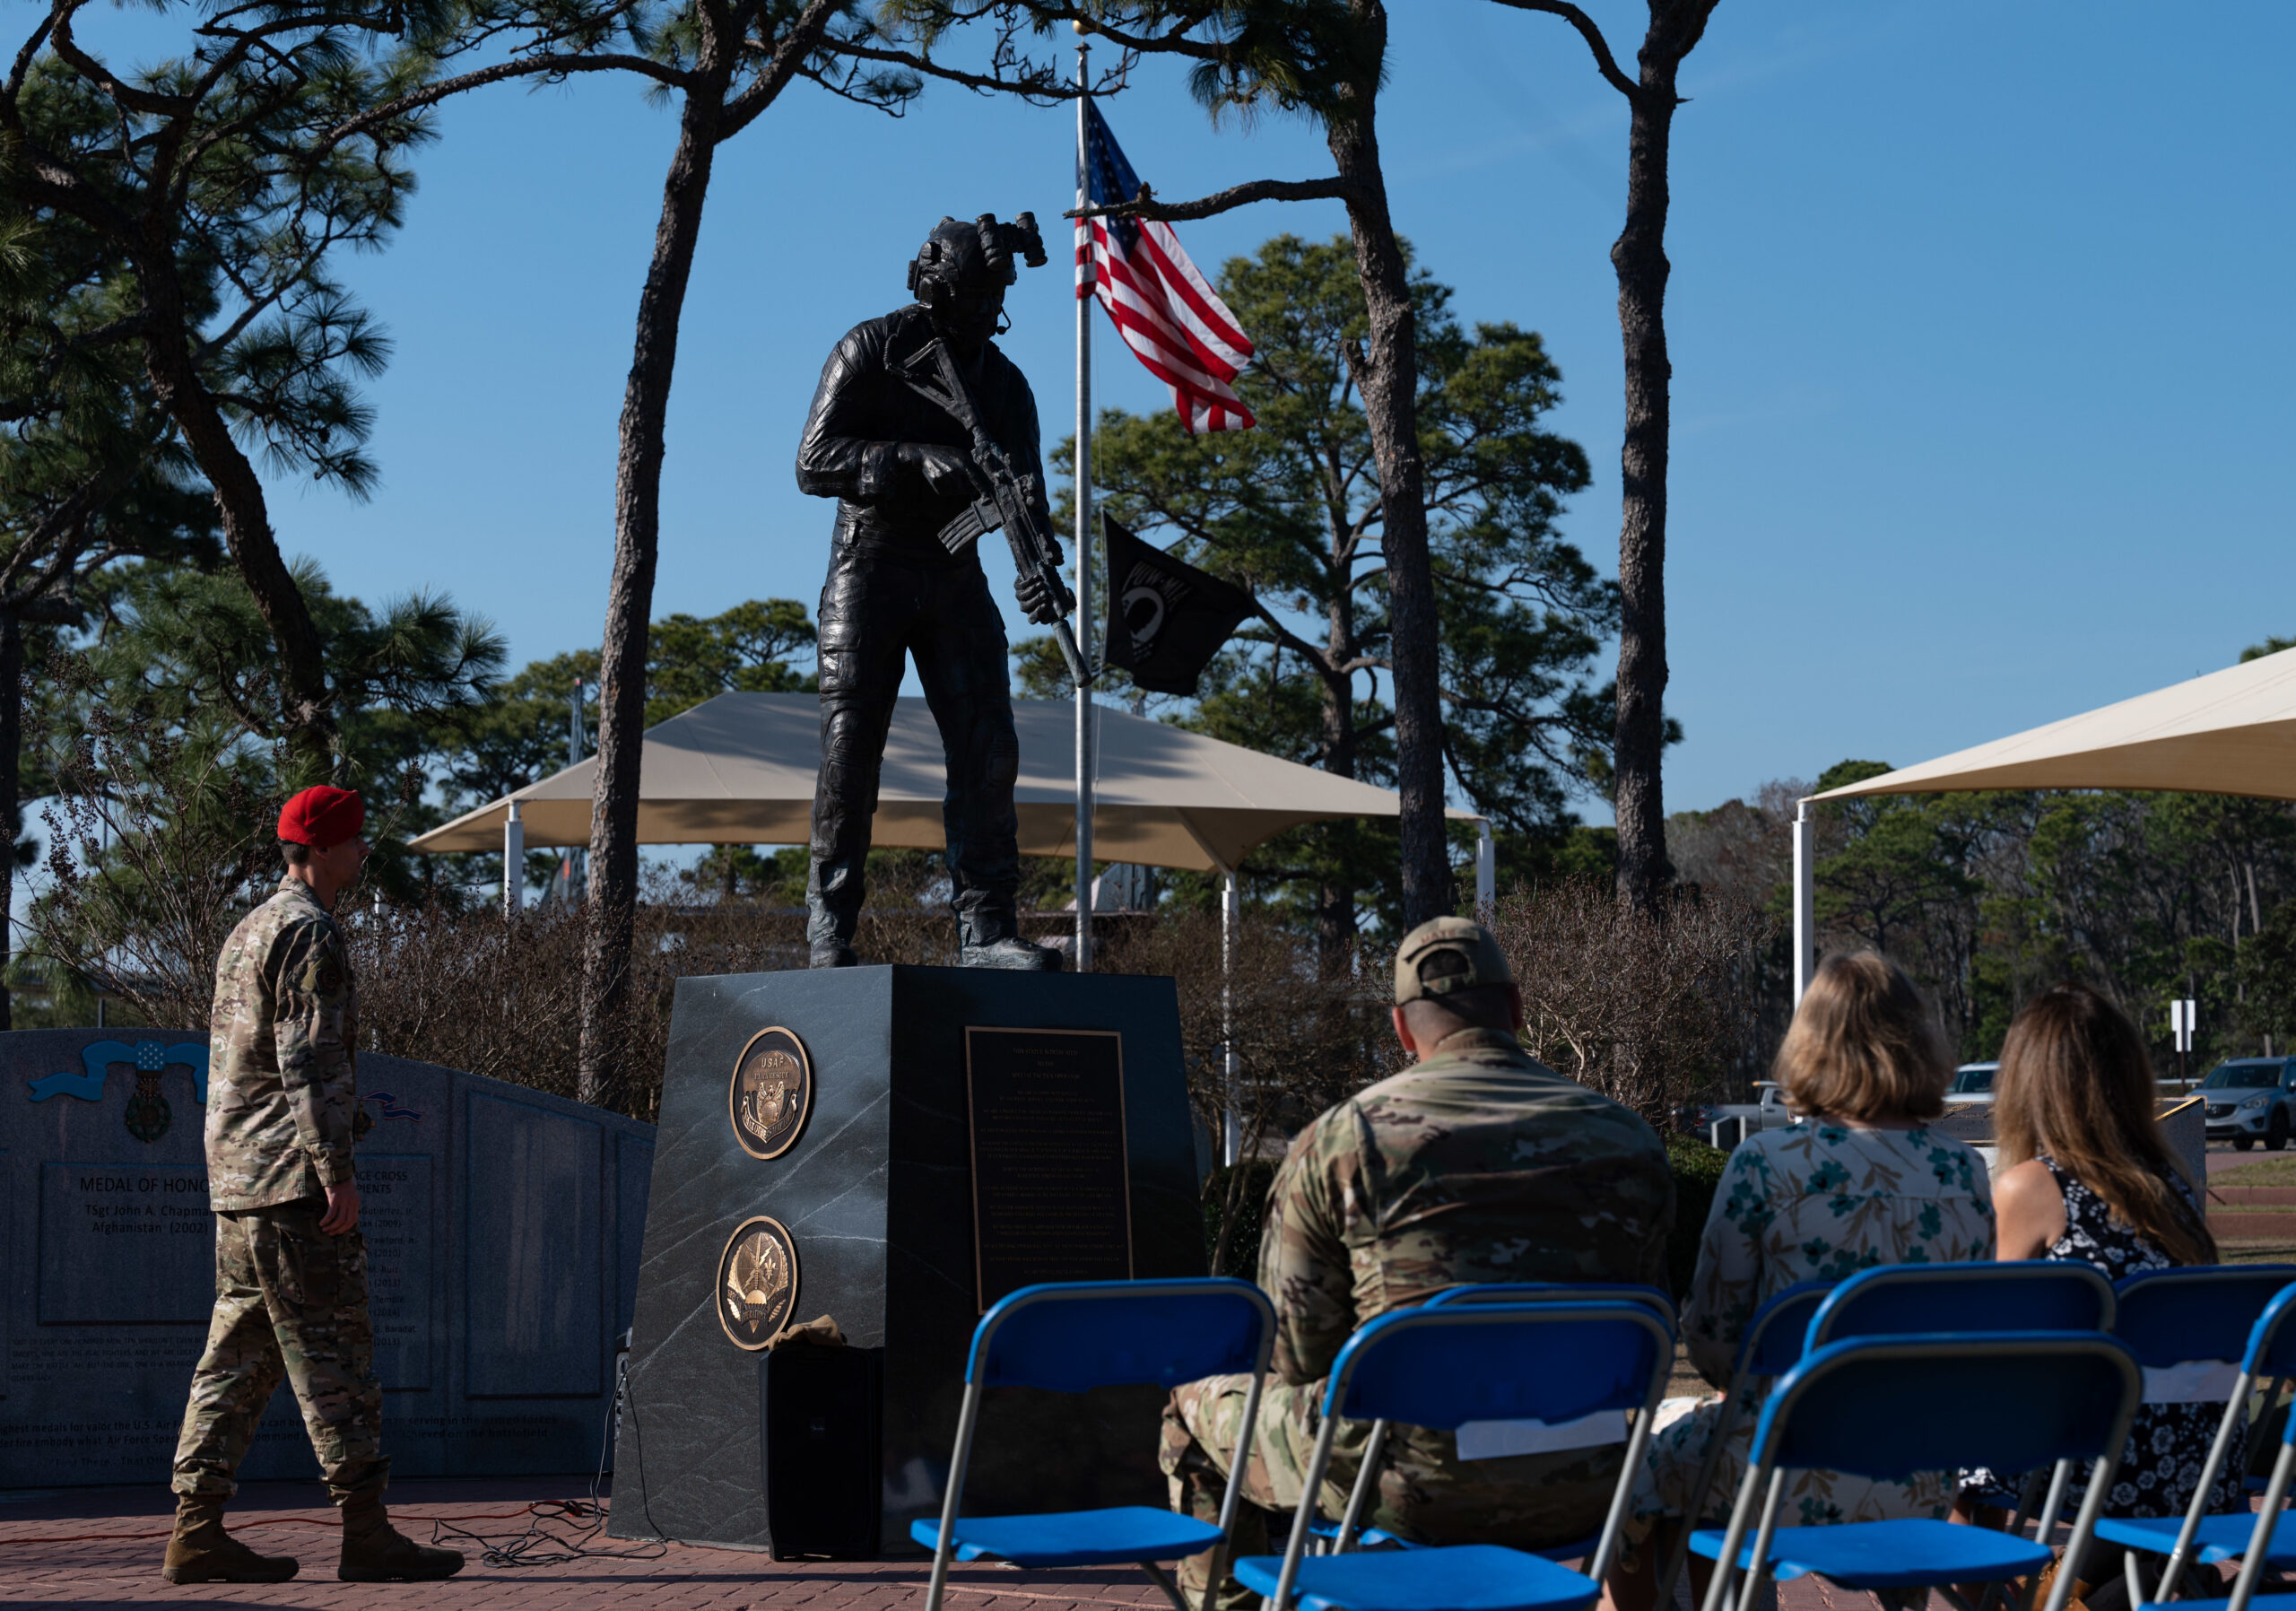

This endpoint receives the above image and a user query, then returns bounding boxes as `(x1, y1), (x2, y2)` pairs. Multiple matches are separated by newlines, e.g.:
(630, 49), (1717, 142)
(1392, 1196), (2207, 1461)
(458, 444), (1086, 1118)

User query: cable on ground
(419, 1333), (675, 1566)
(4, 1338), (691, 1563)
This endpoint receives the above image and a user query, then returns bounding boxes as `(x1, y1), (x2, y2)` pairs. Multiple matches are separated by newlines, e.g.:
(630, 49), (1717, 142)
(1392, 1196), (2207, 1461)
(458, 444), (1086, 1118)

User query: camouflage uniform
(1162, 1027), (1674, 1603)
(172, 876), (384, 1504)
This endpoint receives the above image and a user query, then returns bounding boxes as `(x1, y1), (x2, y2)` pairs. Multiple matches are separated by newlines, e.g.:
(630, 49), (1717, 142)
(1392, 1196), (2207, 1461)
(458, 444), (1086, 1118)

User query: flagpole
(1073, 28), (1094, 974)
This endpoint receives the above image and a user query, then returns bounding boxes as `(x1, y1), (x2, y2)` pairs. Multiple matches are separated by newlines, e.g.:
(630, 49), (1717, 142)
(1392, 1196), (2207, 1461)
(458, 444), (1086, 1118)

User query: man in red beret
(163, 787), (462, 1584)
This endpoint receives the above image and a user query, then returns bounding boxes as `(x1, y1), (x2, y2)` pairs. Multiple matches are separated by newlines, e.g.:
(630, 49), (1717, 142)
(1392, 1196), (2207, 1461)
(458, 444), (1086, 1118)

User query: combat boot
(336, 1494), (465, 1582)
(805, 881), (863, 969)
(961, 933), (1064, 969)
(161, 1494), (300, 1583)
(958, 910), (1062, 971)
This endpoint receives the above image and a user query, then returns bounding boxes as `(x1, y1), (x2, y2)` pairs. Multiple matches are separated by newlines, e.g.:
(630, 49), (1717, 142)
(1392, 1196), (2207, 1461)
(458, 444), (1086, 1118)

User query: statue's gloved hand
(1013, 566), (1064, 626)
(896, 443), (975, 501)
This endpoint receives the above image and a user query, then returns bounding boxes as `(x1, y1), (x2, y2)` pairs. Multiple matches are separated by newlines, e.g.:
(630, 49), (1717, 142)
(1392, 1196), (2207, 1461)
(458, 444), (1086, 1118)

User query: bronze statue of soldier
(795, 214), (1065, 971)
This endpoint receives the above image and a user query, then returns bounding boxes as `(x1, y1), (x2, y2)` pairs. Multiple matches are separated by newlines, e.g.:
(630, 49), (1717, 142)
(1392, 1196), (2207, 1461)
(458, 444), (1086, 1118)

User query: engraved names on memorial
(964, 1027), (1133, 1309)
(39, 1163), (215, 1323)
(30, 1158), (429, 1351)
(0, 1033), (651, 1485)
(357, 1155), (432, 1390)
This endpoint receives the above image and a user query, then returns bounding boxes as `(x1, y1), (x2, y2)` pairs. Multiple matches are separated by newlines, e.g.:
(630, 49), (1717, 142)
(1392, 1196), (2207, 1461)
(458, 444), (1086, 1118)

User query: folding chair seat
(2095, 1272), (2296, 1605)
(1689, 1332), (2143, 1611)
(1233, 1300), (1674, 1611)
(914, 1277), (1276, 1611)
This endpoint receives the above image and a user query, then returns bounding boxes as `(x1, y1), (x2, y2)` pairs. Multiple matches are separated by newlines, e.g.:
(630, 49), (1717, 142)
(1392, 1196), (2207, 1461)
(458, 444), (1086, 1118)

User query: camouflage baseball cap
(1393, 916), (1512, 1006)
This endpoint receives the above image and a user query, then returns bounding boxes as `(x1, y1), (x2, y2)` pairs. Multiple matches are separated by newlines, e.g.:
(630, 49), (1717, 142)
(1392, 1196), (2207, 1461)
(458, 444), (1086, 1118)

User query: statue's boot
(959, 909), (1062, 971)
(806, 858), (863, 968)
(336, 1495), (465, 1582)
(161, 1495), (299, 1583)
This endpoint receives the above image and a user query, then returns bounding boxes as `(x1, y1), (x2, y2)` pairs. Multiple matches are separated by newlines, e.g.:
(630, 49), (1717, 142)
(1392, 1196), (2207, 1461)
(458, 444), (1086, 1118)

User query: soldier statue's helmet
(907, 213), (1048, 311)
(1393, 916), (1513, 1006)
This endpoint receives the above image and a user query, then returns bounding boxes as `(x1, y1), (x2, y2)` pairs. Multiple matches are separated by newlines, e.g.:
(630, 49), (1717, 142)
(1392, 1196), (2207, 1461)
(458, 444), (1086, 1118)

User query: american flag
(1079, 100), (1256, 434)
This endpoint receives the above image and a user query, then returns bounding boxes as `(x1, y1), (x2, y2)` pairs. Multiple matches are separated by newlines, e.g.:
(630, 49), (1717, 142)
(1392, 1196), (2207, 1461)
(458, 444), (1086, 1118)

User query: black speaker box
(759, 1345), (883, 1559)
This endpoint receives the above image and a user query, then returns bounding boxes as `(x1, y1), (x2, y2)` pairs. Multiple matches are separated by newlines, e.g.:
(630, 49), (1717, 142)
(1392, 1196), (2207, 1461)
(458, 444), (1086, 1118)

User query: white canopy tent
(411, 691), (1492, 892)
(1789, 646), (2296, 999)
(412, 692), (1492, 1168)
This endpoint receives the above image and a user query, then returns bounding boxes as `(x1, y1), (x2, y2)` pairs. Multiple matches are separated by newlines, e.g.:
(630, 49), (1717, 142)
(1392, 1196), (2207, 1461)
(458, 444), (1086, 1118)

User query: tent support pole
(503, 800), (524, 920)
(1792, 797), (1814, 1003)
(1073, 42), (1094, 975)
(1221, 863), (1239, 1168)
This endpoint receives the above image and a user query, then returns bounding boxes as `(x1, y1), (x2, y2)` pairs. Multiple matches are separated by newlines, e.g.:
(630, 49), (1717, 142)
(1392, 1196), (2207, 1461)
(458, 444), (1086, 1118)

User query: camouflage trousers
(170, 1201), (388, 1503)
(1161, 1374), (1624, 1610)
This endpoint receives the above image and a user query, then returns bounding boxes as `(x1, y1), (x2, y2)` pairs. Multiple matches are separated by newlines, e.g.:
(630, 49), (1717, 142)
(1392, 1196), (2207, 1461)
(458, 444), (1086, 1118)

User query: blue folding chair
(1692, 1332), (2144, 1611)
(915, 1278), (1277, 1611)
(2139, 1346), (2296, 1611)
(1235, 1301), (1675, 1611)
(1805, 1260), (2121, 1543)
(2099, 1273), (2296, 1604)
(1652, 1280), (1838, 1604)
(1307, 1284), (1679, 1562)
(1659, 1262), (2114, 1599)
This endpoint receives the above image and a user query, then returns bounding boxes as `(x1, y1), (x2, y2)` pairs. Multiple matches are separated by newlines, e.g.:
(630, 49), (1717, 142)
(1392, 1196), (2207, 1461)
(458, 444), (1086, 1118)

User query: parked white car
(1700, 1082), (1795, 1147)
(1944, 1062), (1999, 1105)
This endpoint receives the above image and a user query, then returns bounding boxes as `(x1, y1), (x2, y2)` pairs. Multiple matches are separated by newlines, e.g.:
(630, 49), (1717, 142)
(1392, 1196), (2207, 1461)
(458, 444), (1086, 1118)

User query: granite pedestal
(0, 1029), (653, 1489)
(611, 966), (1205, 1554)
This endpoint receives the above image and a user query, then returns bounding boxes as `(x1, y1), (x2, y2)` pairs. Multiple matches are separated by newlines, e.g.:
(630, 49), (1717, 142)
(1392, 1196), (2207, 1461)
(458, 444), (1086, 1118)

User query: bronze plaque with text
(964, 1027), (1133, 1311)
(729, 1026), (813, 1160)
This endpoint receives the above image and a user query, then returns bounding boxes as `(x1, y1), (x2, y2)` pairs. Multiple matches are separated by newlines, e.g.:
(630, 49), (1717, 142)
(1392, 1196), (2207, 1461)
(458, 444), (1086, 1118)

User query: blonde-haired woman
(1602, 952), (1996, 1611)
(1968, 982), (2231, 1520)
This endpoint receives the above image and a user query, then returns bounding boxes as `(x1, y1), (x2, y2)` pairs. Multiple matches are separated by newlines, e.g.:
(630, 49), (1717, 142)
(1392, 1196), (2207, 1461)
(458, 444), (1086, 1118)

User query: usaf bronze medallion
(718, 1215), (799, 1350)
(729, 1026), (812, 1160)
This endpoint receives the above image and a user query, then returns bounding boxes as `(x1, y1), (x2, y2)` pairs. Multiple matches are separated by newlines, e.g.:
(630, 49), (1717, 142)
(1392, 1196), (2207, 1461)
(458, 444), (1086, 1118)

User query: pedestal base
(611, 965), (1205, 1554)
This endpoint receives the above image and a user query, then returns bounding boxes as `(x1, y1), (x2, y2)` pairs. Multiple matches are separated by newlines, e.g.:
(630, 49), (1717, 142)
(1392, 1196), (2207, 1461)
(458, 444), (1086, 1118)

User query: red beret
(278, 786), (366, 849)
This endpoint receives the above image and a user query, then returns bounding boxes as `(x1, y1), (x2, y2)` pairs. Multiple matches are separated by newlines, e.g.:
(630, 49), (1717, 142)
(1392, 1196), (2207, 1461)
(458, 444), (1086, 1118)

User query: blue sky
(106, 0), (2296, 819)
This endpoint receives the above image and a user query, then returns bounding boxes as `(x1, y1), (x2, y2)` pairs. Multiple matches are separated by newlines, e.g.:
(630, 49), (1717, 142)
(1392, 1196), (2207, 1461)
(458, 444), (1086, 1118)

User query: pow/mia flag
(1101, 514), (1254, 697)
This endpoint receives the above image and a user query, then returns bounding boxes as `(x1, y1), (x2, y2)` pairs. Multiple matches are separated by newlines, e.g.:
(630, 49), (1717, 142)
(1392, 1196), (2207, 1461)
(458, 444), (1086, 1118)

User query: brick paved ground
(0, 1477), (1866, 1611)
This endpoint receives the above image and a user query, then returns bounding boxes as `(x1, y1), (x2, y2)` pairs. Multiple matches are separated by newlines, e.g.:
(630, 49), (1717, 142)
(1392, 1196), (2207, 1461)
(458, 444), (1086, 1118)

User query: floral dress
(1626, 1120), (1996, 1546)
(1964, 1158), (2245, 1519)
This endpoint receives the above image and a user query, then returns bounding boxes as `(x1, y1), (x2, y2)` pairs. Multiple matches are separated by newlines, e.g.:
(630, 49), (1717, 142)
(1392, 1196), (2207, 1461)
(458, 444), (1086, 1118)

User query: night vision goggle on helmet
(906, 213), (1048, 309)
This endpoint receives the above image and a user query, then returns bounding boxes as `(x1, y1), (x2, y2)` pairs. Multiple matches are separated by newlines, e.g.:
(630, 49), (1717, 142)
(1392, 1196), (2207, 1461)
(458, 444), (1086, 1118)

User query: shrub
(1200, 1160), (1278, 1278)
(1665, 1134), (1728, 1302)
(1490, 876), (1776, 1128)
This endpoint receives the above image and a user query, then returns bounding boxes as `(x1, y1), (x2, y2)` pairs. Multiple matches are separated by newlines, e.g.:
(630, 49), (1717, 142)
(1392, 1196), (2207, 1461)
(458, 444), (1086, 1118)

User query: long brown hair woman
(1981, 982), (2231, 1525)
(1993, 983), (2213, 1267)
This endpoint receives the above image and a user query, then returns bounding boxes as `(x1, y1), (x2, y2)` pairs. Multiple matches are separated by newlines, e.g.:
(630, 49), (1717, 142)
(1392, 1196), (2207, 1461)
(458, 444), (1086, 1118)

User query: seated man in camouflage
(1161, 917), (1675, 1607)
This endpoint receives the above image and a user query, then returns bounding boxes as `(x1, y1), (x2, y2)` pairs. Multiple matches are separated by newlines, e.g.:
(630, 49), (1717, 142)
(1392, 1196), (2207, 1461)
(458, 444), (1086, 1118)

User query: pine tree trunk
(578, 83), (727, 1111)
(133, 249), (335, 772)
(1318, 582), (1359, 976)
(1611, 1), (1716, 914)
(0, 611), (21, 1032)
(1316, 878), (1355, 978)
(1327, 0), (1449, 927)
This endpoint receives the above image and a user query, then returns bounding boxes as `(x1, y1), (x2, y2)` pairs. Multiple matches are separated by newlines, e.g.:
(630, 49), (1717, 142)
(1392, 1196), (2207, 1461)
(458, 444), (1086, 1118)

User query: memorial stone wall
(0, 1029), (653, 1489)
